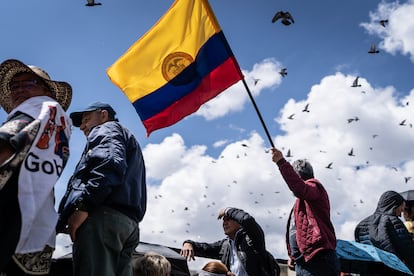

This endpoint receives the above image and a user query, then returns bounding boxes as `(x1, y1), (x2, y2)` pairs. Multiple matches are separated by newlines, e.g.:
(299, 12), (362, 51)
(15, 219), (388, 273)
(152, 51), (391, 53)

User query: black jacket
(184, 208), (274, 276)
(355, 191), (414, 273)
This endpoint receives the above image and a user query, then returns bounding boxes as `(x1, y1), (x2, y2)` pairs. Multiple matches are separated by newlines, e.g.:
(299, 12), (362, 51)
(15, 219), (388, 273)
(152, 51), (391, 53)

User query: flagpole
(241, 78), (275, 148)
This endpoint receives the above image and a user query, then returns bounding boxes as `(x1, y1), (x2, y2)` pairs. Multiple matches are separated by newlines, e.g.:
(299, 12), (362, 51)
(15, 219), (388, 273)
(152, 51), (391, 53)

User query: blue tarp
(336, 239), (413, 275)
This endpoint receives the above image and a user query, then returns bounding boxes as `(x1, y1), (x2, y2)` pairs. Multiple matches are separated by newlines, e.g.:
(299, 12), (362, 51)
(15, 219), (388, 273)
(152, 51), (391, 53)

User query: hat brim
(70, 107), (101, 127)
(0, 59), (72, 113)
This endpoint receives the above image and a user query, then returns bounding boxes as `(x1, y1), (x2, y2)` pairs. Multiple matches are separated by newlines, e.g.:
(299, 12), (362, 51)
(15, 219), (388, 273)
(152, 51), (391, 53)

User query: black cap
(70, 102), (116, 127)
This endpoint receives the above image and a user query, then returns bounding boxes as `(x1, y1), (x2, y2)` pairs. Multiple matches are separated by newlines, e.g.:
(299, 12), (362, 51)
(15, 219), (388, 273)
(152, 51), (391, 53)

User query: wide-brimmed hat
(0, 59), (72, 113)
(70, 101), (117, 127)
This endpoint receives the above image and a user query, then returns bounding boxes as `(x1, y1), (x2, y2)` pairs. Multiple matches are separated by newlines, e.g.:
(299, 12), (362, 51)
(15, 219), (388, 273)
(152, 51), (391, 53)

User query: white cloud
(361, 0), (414, 61)
(212, 139), (229, 148)
(196, 58), (283, 120)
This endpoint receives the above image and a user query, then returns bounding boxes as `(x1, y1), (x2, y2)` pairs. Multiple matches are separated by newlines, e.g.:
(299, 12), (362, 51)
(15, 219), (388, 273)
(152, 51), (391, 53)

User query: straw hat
(0, 59), (72, 113)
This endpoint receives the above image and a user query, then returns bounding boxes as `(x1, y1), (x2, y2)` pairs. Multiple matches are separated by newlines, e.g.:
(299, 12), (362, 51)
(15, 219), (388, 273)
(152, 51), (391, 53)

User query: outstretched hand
(180, 242), (195, 261)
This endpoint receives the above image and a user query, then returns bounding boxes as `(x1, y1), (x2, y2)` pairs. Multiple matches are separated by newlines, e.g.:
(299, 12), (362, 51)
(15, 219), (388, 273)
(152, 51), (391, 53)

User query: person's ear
(100, 110), (110, 122)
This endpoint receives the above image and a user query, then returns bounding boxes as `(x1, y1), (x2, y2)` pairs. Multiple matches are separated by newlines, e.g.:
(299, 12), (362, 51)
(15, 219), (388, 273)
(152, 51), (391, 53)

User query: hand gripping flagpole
(241, 78), (275, 148)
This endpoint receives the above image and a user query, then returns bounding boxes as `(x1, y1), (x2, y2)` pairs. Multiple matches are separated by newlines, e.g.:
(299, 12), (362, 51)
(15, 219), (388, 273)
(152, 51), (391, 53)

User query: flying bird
(351, 77), (361, 87)
(271, 11), (295, 25)
(347, 116), (360, 123)
(287, 113), (295, 120)
(325, 162), (333, 169)
(302, 103), (310, 112)
(379, 19), (388, 27)
(368, 44), (379, 54)
(86, 0), (102, 6)
(399, 119), (407, 126)
(279, 68), (288, 77)
(254, 78), (260, 86)
(348, 148), (355, 156)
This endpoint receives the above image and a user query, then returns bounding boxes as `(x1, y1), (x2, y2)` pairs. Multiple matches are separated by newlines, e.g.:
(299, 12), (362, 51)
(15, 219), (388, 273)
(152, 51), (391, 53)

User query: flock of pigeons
(271, 10), (385, 78)
(270, 11), (413, 185)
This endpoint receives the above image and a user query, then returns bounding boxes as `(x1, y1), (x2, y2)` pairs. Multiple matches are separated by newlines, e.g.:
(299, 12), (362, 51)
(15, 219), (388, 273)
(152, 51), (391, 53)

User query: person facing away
(199, 261), (235, 276)
(0, 59), (72, 275)
(132, 252), (171, 276)
(271, 148), (339, 276)
(57, 101), (147, 276)
(180, 207), (278, 276)
(354, 190), (414, 273)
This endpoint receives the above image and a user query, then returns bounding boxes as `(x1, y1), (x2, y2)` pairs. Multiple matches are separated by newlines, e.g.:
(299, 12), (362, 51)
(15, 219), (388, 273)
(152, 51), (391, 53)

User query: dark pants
(1, 259), (30, 276)
(72, 206), (139, 276)
(0, 175), (21, 273)
(296, 250), (340, 276)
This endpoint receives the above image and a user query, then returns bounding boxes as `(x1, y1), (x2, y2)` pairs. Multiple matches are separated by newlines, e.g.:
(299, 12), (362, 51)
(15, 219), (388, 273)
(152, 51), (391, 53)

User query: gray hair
(292, 159), (314, 180)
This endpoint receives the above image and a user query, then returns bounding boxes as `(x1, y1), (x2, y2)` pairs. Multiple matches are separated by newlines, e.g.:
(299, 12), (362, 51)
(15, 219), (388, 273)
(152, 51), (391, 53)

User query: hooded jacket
(355, 191), (414, 273)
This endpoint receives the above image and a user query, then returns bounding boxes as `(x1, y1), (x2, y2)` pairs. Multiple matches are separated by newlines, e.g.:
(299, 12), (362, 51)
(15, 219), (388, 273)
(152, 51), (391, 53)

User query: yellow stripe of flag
(107, 0), (221, 103)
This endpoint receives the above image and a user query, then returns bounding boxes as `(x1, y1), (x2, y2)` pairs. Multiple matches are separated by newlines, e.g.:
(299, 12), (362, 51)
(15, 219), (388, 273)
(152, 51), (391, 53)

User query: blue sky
(1, 0), (414, 269)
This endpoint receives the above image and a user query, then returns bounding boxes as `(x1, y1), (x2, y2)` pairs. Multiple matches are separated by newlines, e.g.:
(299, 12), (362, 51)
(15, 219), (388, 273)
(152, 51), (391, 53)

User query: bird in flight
(272, 11), (295, 25)
(347, 116), (360, 123)
(302, 103), (310, 112)
(348, 148), (355, 156)
(379, 19), (388, 27)
(368, 44), (379, 54)
(351, 77), (361, 87)
(399, 119), (407, 126)
(287, 113), (295, 120)
(279, 68), (287, 77)
(325, 162), (333, 169)
(86, 0), (102, 6)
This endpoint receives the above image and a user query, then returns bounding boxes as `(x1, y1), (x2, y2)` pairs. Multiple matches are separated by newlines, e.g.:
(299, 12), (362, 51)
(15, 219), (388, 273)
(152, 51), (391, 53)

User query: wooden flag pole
(241, 78), (275, 148)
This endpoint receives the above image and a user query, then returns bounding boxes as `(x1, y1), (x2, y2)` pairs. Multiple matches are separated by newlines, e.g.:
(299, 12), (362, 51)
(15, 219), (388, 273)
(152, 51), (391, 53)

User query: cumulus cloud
(361, 0), (414, 61)
(196, 58), (283, 120)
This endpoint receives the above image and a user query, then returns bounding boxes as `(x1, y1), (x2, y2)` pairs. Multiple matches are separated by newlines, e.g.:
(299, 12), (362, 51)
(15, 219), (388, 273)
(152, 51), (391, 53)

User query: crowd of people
(0, 58), (413, 276)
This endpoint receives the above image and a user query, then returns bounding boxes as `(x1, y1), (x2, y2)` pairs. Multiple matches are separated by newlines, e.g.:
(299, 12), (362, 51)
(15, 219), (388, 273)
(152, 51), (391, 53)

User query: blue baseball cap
(70, 101), (116, 127)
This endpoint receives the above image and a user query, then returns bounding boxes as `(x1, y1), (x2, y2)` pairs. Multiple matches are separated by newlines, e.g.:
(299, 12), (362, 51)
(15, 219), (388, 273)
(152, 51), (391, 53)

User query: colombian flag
(107, 0), (244, 136)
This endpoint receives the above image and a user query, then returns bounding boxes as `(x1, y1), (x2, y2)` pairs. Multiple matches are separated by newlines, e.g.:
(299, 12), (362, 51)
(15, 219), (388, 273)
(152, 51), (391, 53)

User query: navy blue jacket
(58, 121), (146, 227)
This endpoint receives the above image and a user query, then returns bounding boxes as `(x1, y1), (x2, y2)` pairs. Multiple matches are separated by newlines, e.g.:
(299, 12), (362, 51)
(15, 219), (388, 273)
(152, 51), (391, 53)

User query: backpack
(261, 250), (281, 276)
(243, 235), (280, 276)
